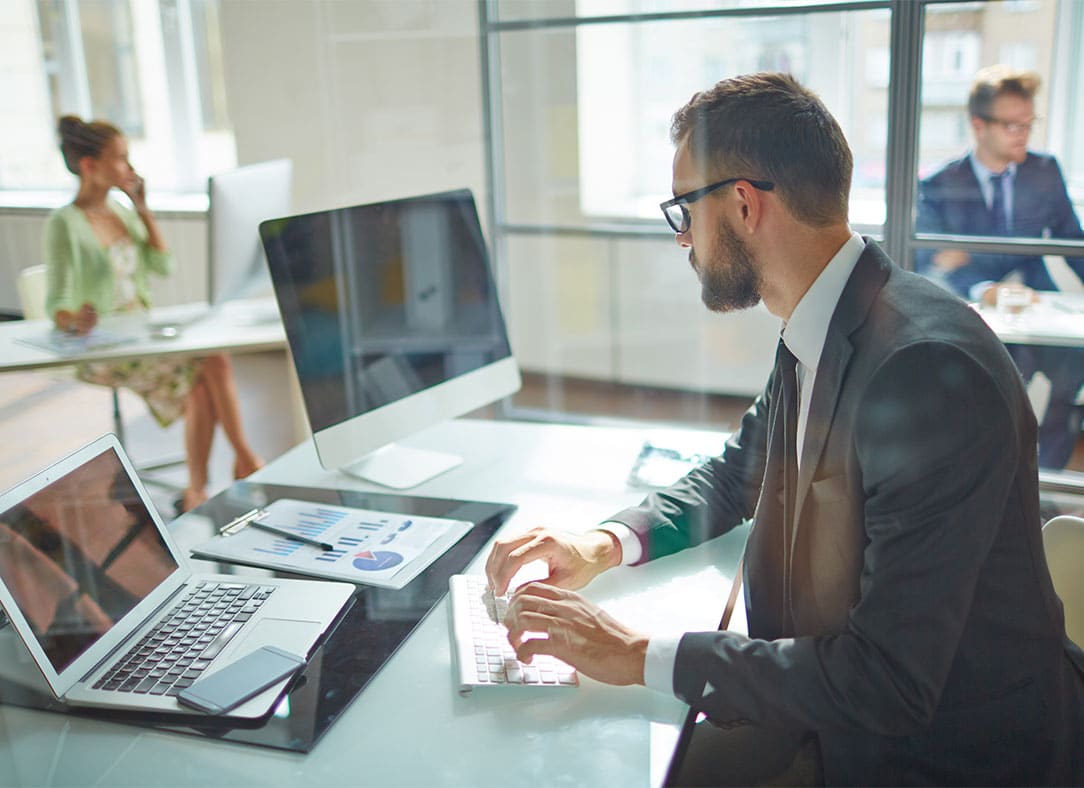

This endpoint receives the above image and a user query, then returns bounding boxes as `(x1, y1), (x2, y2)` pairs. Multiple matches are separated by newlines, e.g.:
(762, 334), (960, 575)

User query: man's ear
(969, 115), (985, 138)
(732, 180), (764, 233)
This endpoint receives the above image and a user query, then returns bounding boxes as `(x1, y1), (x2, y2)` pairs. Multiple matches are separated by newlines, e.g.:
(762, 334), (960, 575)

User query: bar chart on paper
(191, 498), (473, 589)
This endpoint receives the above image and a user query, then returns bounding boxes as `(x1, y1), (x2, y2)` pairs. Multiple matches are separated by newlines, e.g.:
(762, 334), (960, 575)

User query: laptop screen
(0, 446), (178, 673)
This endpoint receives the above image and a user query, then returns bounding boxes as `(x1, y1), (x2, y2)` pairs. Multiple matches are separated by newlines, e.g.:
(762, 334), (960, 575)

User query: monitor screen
(208, 159), (293, 305)
(260, 189), (520, 488)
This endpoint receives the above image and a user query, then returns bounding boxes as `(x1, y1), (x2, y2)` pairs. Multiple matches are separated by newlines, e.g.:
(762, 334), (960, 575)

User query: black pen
(250, 520), (334, 551)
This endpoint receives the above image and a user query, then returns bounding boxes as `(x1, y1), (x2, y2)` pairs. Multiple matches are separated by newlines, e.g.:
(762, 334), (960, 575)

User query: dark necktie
(990, 171), (1010, 235)
(777, 339), (800, 630)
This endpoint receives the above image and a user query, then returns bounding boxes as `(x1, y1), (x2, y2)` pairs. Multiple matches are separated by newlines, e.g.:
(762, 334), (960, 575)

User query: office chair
(1041, 514), (1084, 646)
(17, 265), (183, 493)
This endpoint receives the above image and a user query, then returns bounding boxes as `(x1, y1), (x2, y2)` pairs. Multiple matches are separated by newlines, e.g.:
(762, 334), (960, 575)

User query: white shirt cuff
(600, 522), (642, 565)
(644, 634), (681, 695)
(969, 280), (996, 303)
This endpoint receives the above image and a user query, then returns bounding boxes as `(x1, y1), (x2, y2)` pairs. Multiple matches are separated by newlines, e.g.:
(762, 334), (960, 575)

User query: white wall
(217, 1), (487, 217)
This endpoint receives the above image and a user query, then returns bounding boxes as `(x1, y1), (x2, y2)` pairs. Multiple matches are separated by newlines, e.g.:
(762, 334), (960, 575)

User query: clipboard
(190, 498), (473, 590)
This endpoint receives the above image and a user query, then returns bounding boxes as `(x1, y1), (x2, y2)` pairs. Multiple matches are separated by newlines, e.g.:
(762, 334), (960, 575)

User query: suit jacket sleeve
(1040, 159), (1084, 283)
(670, 340), (1022, 736)
(605, 374), (774, 563)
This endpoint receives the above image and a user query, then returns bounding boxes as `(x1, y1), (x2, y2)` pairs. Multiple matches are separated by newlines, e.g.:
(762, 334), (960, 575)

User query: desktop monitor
(259, 188), (521, 488)
(207, 159), (293, 305)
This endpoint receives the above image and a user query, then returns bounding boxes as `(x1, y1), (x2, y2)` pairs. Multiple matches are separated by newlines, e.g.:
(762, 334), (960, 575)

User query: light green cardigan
(43, 201), (174, 317)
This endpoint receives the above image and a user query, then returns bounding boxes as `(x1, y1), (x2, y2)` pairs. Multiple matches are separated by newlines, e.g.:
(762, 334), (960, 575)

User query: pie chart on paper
(352, 549), (404, 571)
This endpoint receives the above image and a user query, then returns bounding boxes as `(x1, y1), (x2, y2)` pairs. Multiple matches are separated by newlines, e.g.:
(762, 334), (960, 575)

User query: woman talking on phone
(44, 115), (262, 512)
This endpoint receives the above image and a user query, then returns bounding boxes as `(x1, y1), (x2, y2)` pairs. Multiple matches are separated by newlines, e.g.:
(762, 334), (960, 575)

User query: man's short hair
(968, 65), (1041, 120)
(669, 72), (852, 227)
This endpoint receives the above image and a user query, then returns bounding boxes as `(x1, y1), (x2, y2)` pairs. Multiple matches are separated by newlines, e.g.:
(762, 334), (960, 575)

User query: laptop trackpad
(232, 618), (323, 657)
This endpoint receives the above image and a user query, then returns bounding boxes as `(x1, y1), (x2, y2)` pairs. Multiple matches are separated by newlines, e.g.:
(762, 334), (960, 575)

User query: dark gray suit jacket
(611, 241), (1084, 785)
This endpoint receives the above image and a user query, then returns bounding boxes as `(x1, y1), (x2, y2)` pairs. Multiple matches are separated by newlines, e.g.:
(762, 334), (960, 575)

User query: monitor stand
(340, 443), (462, 489)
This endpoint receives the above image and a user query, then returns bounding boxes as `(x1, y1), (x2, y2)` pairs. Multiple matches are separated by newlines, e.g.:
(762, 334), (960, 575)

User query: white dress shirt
(608, 232), (865, 695)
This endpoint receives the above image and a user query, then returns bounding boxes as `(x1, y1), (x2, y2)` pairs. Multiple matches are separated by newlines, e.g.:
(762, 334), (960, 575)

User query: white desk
(0, 418), (745, 787)
(975, 292), (1084, 348)
(0, 298), (286, 373)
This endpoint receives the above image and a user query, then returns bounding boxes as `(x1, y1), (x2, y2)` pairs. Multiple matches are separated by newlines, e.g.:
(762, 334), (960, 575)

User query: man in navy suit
(916, 65), (1084, 469)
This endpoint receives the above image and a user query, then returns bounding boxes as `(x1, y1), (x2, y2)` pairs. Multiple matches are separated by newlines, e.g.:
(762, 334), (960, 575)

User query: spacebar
(201, 622), (243, 660)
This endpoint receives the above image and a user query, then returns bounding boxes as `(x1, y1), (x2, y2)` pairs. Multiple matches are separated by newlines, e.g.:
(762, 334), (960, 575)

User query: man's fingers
(514, 634), (558, 665)
(486, 529), (545, 594)
(510, 581), (568, 604)
(503, 586), (577, 637)
(505, 611), (566, 664)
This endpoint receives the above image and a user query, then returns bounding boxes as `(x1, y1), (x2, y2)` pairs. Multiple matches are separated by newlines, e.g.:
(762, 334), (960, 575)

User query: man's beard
(691, 218), (762, 313)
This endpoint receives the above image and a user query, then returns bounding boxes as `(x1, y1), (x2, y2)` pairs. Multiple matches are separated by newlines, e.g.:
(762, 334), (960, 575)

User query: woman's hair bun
(58, 115), (121, 175)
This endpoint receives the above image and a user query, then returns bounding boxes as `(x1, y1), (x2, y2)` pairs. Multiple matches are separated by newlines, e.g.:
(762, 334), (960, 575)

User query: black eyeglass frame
(976, 114), (1041, 135)
(659, 177), (775, 233)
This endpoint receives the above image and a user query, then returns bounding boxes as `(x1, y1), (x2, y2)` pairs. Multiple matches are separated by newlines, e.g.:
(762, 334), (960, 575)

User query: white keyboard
(448, 574), (578, 695)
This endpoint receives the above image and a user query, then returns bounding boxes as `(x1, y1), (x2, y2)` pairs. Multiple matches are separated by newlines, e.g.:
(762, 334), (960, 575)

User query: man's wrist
(629, 632), (649, 686)
(589, 528), (623, 570)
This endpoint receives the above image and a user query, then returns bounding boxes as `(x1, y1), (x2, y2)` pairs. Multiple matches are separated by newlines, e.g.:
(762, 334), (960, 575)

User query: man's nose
(675, 230), (691, 249)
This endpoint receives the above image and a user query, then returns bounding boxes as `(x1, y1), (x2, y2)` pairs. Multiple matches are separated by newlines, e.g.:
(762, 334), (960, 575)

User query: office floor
(1, 360), (1081, 519)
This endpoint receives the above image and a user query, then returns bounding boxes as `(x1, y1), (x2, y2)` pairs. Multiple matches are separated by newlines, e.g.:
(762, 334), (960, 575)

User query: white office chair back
(17, 265), (48, 320)
(1042, 514), (1084, 646)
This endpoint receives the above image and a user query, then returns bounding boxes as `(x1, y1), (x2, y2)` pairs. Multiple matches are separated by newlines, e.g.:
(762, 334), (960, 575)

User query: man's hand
(980, 282), (1038, 307)
(932, 249), (970, 272)
(485, 526), (621, 596)
(504, 582), (647, 686)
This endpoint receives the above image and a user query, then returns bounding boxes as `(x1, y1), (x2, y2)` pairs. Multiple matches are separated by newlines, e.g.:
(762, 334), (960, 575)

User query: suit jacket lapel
(792, 241), (890, 536)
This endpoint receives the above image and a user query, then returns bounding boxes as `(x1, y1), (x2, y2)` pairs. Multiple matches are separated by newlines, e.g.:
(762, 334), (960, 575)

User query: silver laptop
(0, 434), (355, 719)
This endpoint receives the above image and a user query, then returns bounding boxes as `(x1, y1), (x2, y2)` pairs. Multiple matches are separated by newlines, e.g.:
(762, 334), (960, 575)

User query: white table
(975, 292), (1084, 348)
(0, 297), (286, 373)
(0, 418), (745, 787)
(0, 296), (309, 446)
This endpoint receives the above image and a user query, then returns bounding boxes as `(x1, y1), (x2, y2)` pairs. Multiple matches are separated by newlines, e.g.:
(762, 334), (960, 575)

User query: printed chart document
(190, 498), (473, 589)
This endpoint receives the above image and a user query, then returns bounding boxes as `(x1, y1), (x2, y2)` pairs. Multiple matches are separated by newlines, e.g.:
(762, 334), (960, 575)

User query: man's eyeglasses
(660, 177), (775, 233)
(979, 115), (1041, 135)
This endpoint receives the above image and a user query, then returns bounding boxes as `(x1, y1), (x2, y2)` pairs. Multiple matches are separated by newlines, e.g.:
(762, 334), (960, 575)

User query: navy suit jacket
(611, 241), (1084, 785)
(915, 152), (1084, 297)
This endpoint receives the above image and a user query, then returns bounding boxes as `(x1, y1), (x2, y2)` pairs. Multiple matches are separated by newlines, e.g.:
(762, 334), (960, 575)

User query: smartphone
(177, 645), (305, 714)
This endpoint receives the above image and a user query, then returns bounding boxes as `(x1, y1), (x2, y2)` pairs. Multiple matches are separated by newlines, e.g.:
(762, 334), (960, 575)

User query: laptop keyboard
(448, 574), (577, 694)
(92, 581), (275, 697)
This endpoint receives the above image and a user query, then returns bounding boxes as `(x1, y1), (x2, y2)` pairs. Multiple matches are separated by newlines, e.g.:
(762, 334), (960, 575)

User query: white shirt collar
(782, 232), (865, 373)
(968, 151), (1017, 183)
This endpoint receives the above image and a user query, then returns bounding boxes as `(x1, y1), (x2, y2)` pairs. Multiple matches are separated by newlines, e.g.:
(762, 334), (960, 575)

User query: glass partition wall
(479, 0), (1084, 487)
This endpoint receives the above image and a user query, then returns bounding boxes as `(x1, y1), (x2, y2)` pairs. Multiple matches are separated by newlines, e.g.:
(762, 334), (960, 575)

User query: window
(0, 0), (235, 194)
(495, 6), (891, 232)
(481, 0), (1084, 437)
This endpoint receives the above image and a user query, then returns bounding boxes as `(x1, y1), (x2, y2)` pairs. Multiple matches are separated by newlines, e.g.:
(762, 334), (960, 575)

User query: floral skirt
(77, 358), (198, 428)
